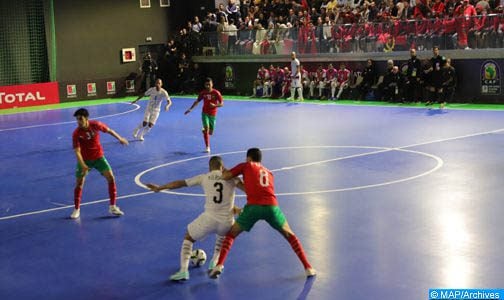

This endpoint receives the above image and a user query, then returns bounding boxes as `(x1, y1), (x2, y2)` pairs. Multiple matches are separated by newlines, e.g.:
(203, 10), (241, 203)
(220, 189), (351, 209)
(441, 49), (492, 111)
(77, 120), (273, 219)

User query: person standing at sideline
(288, 52), (304, 101)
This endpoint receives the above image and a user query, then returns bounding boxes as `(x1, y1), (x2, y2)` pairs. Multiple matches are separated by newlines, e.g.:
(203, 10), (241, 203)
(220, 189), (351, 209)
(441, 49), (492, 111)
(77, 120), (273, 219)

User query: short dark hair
(73, 108), (89, 118)
(205, 77), (213, 83)
(209, 156), (223, 169)
(246, 148), (262, 162)
(433, 45), (439, 51)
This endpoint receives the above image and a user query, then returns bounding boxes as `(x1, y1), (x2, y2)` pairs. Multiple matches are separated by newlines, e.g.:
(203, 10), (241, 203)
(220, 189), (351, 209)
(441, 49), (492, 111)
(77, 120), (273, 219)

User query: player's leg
(309, 81), (315, 98)
(201, 113), (211, 152)
(139, 109), (159, 140)
(71, 167), (86, 219)
(330, 80), (337, 100)
(210, 205), (265, 278)
(337, 82), (346, 100)
(171, 214), (216, 281)
(134, 108), (151, 138)
(266, 206), (316, 277)
(98, 158), (123, 216)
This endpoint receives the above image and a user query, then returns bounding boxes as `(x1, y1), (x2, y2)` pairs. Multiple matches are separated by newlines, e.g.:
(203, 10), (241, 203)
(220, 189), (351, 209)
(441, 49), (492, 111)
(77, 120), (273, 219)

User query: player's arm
(221, 169), (235, 180)
(74, 147), (89, 176)
(165, 94), (173, 111)
(131, 93), (144, 104)
(232, 206), (242, 215)
(107, 128), (129, 145)
(184, 98), (202, 114)
(235, 178), (245, 192)
(146, 180), (188, 192)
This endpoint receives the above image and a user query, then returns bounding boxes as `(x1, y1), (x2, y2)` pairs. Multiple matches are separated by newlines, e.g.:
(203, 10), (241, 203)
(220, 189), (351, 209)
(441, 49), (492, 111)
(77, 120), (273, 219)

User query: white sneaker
(70, 208), (80, 219)
(138, 134), (144, 141)
(109, 205), (124, 216)
(305, 268), (317, 277)
(205, 147), (210, 153)
(133, 128), (139, 138)
(208, 264), (224, 279)
(287, 97), (294, 101)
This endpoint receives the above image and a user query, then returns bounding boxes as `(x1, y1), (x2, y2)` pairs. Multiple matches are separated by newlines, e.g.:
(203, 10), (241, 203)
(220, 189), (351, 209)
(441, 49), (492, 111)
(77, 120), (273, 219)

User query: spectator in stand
(217, 16), (229, 55)
(300, 65), (310, 98)
(226, 0), (241, 25)
(441, 58), (457, 108)
(405, 48), (423, 102)
(455, 0), (477, 49)
(359, 58), (377, 100)
(192, 16), (203, 33)
(227, 19), (239, 54)
(273, 65), (286, 98)
(377, 59), (395, 100)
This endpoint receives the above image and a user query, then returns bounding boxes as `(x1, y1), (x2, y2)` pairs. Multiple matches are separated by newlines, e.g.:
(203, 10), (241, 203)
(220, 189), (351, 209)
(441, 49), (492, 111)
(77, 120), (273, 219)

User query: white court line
(134, 146), (443, 197)
(0, 102), (140, 132)
(2, 122), (503, 220)
(0, 191), (153, 221)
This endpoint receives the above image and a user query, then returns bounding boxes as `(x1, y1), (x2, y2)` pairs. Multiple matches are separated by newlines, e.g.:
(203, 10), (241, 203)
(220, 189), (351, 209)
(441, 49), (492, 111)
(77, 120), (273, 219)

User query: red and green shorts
(236, 204), (287, 232)
(75, 156), (112, 178)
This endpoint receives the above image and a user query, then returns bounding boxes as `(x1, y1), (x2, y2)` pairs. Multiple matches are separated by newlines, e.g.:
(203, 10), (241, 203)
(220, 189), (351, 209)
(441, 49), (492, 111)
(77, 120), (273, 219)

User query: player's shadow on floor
(297, 277), (316, 300)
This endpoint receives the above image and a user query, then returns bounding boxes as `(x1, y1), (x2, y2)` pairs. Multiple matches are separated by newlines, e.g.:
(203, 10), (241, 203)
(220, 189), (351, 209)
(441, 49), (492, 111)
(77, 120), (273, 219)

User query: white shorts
(187, 212), (234, 241)
(143, 108), (160, 125)
(291, 78), (301, 88)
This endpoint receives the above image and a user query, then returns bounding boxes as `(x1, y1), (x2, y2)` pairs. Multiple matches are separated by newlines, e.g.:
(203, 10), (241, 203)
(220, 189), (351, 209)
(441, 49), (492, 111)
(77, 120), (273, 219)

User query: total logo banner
(0, 82), (60, 110)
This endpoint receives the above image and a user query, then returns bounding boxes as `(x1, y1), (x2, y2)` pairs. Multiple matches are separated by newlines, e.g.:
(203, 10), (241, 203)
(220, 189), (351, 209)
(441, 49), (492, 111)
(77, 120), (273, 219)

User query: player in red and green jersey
(71, 108), (129, 219)
(184, 78), (223, 153)
(208, 148), (316, 279)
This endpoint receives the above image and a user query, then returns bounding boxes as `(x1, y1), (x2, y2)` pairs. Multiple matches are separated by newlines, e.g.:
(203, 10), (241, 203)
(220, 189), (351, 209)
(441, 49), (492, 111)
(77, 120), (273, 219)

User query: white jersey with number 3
(185, 170), (239, 222)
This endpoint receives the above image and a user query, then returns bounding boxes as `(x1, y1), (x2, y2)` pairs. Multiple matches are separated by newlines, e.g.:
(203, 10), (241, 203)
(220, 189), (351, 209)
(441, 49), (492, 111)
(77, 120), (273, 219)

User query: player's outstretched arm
(184, 99), (201, 115)
(107, 128), (129, 145)
(146, 180), (187, 192)
(131, 94), (144, 104)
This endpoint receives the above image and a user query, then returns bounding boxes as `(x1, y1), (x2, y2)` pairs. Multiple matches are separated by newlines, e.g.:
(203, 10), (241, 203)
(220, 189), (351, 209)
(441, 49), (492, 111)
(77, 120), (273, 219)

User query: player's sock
(337, 87), (344, 99)
(108, 182), (117, 206)
(211, 235), (225, 265)
(216, 234), (235, 266)
(74, 187), (82, 209)
(297, 88), (303, 100)
(142, 126), (152, 137)
(331, 86), (336, 99)
(203, 131), (210, 148)
(289, 87), (295, 99)
(180, 239), (193, 273)
(287, 234), (312, 269)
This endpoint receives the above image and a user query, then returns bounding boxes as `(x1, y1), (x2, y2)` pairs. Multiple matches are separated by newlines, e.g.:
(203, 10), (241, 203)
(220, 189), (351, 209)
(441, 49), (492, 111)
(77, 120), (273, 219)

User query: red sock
(203, 131), (210, 148)
(74, 187), (82, 209)
(288, 235), (312, 269)
(217, 234), (235, 266)
(108, 182), (117, 206)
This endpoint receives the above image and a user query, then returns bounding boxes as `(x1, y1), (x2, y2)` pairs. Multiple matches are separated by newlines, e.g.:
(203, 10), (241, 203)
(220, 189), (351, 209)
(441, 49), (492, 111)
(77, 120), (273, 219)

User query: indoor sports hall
(1, 98), (503, 299)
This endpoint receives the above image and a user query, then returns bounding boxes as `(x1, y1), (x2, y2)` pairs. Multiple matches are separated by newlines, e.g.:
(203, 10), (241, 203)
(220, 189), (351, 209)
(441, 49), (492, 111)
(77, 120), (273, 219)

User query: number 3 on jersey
(213, 182), (223, 203)
(259, 169), (269, 187)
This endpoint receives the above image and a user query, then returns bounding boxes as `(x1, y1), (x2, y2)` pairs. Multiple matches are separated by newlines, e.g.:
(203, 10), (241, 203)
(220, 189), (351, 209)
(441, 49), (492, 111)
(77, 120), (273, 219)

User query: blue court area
(1, 99), (503, 299)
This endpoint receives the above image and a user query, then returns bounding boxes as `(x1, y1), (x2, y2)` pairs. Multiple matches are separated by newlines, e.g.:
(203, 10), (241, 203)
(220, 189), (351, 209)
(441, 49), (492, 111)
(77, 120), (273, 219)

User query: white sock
(211, 235), (225, 264)
(180, 239), (193, 273)
(337, 86), (344, 99)
(297, 88), (303, 99)
(331, 87), (336, 98)
(290, 87), (295, 98)
(141, 126), (152, 137)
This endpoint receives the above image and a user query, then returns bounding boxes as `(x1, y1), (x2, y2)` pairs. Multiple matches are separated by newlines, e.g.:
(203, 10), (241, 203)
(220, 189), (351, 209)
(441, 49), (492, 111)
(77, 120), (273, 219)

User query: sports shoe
(305, 268), (317, 277)
(70, 208), (80, 219)
(287, 97), (294, 101)
(205, 147), (211, 153)
(109, 205), (124, 216)
(208, 260), (216, 271)
(208, 264), (224, 279)
(169, 271), (189, 281)
(133, 128), (139, 138)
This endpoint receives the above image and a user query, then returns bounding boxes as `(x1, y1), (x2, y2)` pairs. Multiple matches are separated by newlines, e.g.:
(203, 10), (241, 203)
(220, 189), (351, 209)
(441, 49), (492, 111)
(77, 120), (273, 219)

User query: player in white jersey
(131, 78), (172, 141)
(287, 52), (303, 101)
(146, 156), (243, 281)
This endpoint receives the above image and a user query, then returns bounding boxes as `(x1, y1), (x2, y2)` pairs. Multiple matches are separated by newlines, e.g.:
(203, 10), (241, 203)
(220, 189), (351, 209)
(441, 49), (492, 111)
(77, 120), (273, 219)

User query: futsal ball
(190, 249), (207, 267)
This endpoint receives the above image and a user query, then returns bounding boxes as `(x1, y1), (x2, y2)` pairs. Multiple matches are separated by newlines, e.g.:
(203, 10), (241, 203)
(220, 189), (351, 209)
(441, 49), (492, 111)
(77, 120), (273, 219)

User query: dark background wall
(52, 0), (213, 82)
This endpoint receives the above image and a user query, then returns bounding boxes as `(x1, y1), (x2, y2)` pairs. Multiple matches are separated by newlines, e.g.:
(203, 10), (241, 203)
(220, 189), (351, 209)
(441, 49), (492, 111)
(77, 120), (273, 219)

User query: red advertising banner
(0, 82), (60, 110)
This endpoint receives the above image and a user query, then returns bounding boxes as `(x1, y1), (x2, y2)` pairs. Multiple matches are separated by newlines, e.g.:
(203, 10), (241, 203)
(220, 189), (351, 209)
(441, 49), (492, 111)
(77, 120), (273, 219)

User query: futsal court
(1, 98), (503, 300)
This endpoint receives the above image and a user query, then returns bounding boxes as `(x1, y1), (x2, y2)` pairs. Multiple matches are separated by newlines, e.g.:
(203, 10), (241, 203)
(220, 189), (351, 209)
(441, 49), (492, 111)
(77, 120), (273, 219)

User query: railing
(190, 14), (504, 56)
